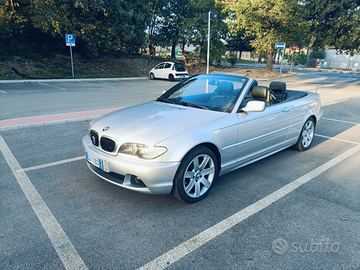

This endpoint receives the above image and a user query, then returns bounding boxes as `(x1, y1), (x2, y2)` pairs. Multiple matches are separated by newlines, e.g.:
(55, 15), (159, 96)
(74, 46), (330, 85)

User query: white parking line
(315, 134), (360, 145)
(138, 144), (360, 270)
(322, 99), (351, 107)
(38, 82), (68, 90)
(0, 136), (88, 270)
(322, 117), (359, 125)
(22, 156), (84, 172)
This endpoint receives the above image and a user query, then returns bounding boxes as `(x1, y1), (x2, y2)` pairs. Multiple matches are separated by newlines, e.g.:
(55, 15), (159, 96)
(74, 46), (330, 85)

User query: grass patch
(0, 53), (163, 80)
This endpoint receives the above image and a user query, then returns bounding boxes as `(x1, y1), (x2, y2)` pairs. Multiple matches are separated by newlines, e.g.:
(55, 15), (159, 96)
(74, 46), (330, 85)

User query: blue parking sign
(65, 34), (75, 47)
(275, 43), (285, 49)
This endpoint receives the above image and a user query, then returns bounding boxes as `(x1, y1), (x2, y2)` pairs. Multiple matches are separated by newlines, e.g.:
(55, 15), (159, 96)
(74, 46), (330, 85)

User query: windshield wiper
(156, 98), (208, 110)
(156, 97), (176, 104)
(179, 101), (209, 110)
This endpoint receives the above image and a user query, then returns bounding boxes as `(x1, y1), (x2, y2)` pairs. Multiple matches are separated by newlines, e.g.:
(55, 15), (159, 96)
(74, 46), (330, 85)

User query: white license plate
(86, 152), (103, 170)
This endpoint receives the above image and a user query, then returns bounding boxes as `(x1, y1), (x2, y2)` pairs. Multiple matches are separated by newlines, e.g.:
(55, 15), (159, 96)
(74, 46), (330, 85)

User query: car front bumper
(83, 135), (179, 195)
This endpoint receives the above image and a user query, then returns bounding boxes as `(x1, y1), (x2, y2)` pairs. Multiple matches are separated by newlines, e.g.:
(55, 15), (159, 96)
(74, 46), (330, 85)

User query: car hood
(91, 101), (227, 145)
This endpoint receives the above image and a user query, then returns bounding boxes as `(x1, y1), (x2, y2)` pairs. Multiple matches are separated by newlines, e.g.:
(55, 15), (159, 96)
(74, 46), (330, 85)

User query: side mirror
(241, 100), (265, 112)
(162, 89), (167, 94)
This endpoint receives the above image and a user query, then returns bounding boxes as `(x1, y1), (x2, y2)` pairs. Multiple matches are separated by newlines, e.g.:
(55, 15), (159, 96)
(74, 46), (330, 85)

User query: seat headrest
(269, 81), (286, 92)
(252, 86), (270, 101)
(217, 81), (234, 95)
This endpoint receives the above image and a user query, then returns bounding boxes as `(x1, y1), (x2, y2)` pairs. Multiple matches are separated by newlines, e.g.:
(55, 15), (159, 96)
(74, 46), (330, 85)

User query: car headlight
(118, 143), (167, 159)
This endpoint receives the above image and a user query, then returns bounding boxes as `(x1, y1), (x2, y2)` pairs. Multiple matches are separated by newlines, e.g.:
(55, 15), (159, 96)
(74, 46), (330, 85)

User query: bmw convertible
(83, 73), (323, 203)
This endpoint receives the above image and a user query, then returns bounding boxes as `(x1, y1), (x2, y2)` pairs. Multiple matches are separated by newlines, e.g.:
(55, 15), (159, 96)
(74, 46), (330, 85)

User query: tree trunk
(171, 42), (176, 59)
(181, 43), (188, 65)
(198, 45), (203, 65)
(266, 50), (273, 71)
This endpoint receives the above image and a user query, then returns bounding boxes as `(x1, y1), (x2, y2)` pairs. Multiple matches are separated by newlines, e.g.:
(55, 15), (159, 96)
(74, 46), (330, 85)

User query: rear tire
(169, 74), (174, 81)
(172, 146), (218, 203)
(292, 117), (315, 151)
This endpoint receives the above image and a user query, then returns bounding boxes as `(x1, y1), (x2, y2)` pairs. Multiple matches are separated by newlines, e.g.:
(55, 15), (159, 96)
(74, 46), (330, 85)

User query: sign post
(65, 34), (75, 78)
(204, 11), (218, 74)
(275, 43), (286, 81)
(290, 44), (297, 72)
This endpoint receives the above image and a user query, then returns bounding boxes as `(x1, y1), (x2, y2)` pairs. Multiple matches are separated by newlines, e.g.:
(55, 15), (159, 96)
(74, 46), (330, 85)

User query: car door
(154, 63), (165, 78)
(163, 63), (172, 79)
(236, 103), (292, 165)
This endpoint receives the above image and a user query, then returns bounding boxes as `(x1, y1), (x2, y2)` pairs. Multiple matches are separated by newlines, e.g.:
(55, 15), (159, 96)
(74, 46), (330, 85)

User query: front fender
(159, 113), (238, 165)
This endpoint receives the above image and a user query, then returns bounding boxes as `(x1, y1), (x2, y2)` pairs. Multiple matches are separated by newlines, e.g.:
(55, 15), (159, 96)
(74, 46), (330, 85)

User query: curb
(0, 118), (92, 132)
(0, 76), (149, 84)
(0, 117), (94, 132)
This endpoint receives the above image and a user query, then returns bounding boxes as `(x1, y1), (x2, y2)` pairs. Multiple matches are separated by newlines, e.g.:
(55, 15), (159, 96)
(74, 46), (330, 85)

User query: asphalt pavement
(0, 73), (359, 270)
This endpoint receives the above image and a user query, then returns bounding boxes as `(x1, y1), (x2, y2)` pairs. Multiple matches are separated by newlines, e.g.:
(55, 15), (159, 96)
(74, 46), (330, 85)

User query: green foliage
(1, 0), (359, 67)
(0, 0), (152, 58)
(227, 51), (238, 66)
(222, 0), (310, 70)
(309, 49), (326, 59)
(227, 31), (255, 53)
(303, 0), (360, 53)
(295, 52), (307, 65)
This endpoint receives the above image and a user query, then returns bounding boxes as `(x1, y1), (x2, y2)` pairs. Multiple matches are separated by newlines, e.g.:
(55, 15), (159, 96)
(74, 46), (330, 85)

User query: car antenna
(315, 86), (318, 94)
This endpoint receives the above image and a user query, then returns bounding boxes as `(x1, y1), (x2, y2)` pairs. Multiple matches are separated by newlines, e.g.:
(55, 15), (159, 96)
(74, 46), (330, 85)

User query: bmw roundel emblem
(103, 126), (110, 131)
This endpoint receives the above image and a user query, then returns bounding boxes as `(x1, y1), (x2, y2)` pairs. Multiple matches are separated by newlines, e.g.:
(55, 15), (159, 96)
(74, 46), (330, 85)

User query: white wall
(324, 49), (360, 70)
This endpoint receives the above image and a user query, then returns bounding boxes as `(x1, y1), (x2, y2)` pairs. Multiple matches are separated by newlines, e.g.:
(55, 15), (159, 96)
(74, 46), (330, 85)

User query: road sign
(291, 44), (297, 51)
(203, 11), (218, 22)
(65, 34), (75, 77)
(275, 43), (286, 49)
(65, 34), (75, 47)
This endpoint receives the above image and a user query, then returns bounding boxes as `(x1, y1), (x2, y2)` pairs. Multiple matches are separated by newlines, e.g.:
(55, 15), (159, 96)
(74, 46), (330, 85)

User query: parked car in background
(83, 73), (323, 203)
(149, 62), (189, 81)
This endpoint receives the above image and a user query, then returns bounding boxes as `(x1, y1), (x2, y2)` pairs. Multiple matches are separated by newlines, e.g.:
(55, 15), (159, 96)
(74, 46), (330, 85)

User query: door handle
(283, 106), (291, 112)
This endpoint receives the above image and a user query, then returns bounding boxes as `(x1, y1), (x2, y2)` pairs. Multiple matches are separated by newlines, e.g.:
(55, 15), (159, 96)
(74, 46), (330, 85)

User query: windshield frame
(158, 74), (249, 113)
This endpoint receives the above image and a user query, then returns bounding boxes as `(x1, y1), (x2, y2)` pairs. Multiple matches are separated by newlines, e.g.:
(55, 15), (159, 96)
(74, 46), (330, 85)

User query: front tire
(293, 117), (315, 151)
(149, 73), (155, 80)
(172, 146), (218, 203)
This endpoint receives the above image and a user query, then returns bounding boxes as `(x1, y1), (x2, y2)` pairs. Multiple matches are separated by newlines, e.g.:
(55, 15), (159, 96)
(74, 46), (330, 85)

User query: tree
(147, 0), (169, 57)
(155, 0), (228, 65)
(303, 0), (360, 54)
(0, 0), (153, 57)
(30, 0), (153, 56)
(222, 0), (310, 71)
(226, 31), (255, 60)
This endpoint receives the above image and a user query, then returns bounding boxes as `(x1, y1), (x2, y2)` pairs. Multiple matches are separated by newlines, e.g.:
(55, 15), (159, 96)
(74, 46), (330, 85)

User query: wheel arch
(177, 142), (222, 176)
(170, 142), (222, 200)
(309, 115), (317, 126)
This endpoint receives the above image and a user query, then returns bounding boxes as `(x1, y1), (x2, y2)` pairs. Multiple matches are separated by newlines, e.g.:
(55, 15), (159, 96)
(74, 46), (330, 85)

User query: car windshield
(158, 74), (248, 112)
(174, 63), (186, 72)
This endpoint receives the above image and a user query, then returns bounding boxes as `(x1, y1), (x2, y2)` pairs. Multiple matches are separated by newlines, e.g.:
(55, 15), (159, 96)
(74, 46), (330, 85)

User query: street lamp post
(204, 11), (218, 74)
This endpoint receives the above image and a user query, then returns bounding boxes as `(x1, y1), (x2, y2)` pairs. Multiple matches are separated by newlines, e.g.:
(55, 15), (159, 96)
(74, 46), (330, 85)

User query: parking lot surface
(1, 74), (360, 269)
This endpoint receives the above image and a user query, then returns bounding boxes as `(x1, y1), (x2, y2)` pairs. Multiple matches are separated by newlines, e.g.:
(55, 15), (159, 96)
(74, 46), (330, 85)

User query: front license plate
(86, 152), (103, 170)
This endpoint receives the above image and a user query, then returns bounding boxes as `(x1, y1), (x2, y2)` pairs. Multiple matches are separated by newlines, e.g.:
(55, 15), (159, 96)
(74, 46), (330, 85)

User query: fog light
(130, 175), (146, 187)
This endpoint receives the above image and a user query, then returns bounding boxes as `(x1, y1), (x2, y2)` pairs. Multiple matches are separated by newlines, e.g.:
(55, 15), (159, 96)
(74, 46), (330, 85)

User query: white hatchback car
(149, 62), (189, 81)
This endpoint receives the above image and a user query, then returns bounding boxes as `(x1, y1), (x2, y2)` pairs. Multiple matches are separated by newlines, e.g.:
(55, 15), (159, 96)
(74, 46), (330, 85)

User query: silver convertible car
(83, 73), (323, 203)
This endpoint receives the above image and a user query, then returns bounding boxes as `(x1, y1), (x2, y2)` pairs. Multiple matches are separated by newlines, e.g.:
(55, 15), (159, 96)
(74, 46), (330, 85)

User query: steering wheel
(207, 96), (235, 110)
(221, 96), (235, 103)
